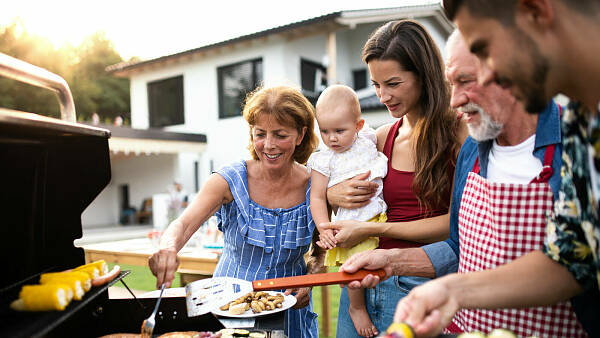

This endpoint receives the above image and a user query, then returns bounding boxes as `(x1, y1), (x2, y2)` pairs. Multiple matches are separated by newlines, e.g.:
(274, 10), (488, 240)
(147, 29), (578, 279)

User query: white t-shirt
(487, 134), (543, 184)
(307, 126), (388, 221)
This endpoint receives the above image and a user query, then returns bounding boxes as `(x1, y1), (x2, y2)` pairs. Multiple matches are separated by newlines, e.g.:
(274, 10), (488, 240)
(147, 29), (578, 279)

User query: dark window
(218, 58), (263, 119)
(300, 58), (327, 106)
(353, 69), (368, 90)
(147, 75), (184, 127)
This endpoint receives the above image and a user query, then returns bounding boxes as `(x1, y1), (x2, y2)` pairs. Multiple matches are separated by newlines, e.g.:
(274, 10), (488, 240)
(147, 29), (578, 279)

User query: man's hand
(327, 171), (378, 209)
(339, 249), (395, 288)
(394, 275), (459, 337)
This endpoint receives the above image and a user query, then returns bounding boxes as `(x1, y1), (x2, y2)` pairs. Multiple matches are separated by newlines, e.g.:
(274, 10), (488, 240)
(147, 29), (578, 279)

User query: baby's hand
(317, 229), (337, 249)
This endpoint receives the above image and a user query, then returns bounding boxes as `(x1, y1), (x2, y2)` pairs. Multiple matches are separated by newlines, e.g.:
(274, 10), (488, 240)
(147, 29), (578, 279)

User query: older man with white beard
(340, 30), (576, 336)
(439, 33), (587, 336)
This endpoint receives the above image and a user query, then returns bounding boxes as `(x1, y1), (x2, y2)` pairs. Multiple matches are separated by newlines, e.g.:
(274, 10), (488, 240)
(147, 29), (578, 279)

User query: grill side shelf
(0, 270), (130, 338)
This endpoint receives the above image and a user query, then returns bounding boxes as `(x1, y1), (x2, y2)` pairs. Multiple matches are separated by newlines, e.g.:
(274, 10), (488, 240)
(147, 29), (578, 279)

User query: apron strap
(472, 156), (480, 174)
(531, 105), (561, 183)
(530, 144), (555, 183)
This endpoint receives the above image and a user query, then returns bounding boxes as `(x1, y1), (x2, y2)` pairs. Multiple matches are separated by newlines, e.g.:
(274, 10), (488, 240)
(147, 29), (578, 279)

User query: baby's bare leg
(348, 288), (377, 337)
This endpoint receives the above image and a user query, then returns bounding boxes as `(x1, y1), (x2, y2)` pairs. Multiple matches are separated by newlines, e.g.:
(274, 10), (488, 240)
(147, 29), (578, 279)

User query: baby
(307, 84), (387, 337)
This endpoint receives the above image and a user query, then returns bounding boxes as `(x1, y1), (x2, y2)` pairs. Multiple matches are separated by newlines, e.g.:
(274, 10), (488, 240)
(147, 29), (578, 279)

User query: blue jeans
(336, 275), (430, 337)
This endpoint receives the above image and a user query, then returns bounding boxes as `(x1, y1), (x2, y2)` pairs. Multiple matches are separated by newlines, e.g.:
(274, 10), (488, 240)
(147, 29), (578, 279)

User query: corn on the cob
(73, 260), (108, 277)
(10, 284), (71, 311)
(73, 265), (99, 279)
(40, 271), (90, 299)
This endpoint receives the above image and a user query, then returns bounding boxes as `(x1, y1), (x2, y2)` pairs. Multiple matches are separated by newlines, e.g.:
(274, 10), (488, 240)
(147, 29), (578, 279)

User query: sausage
(91, 265), (121, 287)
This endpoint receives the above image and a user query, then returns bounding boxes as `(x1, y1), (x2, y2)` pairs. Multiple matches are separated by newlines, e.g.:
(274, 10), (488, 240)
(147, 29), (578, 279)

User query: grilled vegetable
(72, 265), (100, 279)
(233, 329), (250, 337)
(248, 332), (266, 338)
(457, 333), (486, 338)
(228, 302), (248, 315)
(74, 260), (108, 277)
(40, 270), (91, 297)
(384, 322), (415, 338)
(487, 329), (517, 338)
(10, 284), (71, 311)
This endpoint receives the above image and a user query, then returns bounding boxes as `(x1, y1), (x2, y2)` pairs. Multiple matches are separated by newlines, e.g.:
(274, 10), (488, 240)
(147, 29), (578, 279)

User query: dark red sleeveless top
(379, 118), (451, 249)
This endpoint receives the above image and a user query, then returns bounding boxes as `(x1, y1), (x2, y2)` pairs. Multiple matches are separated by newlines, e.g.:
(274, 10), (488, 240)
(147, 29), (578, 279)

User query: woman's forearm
(159, 218), (188, 252)
(160, 173), (230, 252)
(373, 213), (450, 243)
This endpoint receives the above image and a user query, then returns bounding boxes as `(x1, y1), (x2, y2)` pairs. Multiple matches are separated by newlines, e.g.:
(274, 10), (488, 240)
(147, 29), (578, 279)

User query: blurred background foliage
(0, 20), (132, 124)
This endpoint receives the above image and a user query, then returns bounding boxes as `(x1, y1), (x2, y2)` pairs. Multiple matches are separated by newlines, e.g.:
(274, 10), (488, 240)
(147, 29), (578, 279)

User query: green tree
(0, 21), (130, 123)
(70, 31), (130, 122)
(0, 21), (67, 118)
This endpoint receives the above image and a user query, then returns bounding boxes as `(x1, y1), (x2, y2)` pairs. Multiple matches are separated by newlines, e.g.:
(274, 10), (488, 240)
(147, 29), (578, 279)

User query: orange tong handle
(251, 269), (386, 291)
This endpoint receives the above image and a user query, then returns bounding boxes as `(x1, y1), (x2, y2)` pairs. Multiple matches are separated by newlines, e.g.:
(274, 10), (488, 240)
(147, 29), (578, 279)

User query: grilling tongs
(185, 269), (386, 317)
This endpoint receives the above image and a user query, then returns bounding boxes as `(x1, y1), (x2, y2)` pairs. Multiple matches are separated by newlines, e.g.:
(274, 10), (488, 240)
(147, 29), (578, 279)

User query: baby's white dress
(307, 126), (388, 265)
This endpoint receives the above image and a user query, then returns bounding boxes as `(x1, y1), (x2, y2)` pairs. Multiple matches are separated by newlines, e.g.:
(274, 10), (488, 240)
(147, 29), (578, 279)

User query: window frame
(147, 75), (184, 128)
(352, 68), (368, 90)
(300, 58), (327, 106)
(217, 57), (263, 119)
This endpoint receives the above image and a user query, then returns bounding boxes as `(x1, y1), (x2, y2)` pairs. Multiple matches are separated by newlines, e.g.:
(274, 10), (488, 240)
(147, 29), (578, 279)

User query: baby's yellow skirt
(324, 213), (387, 267)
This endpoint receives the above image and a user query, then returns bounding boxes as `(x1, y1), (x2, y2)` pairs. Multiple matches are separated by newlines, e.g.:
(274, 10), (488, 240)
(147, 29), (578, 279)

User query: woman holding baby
(319, 20), (463, 337)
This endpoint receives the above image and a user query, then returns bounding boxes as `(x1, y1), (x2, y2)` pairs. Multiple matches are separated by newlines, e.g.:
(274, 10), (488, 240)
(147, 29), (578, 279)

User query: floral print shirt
(544, 100), (600, 291)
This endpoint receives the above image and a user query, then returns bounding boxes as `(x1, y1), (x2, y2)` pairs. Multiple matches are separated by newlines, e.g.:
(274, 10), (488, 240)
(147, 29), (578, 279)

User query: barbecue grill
(0, 52), (285, 337)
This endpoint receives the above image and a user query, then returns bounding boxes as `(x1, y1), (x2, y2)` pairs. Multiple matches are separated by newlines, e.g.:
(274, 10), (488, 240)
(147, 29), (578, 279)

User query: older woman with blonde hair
(149, 85), (320, 337)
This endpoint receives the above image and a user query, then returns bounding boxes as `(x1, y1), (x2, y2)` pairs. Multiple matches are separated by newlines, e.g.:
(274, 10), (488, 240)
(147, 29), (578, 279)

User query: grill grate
(0, 271), (130, 338)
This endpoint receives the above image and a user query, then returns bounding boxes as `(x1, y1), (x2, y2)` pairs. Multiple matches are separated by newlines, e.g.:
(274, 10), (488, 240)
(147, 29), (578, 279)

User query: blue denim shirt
(422, 100), (563, 277)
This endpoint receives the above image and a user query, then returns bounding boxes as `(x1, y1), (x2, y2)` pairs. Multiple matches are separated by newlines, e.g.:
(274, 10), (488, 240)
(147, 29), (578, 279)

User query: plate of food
(211, 291), (296, 318)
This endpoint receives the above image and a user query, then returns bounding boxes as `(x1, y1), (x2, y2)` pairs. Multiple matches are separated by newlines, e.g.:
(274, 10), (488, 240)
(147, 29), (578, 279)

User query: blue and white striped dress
(214, 160), (319, 338)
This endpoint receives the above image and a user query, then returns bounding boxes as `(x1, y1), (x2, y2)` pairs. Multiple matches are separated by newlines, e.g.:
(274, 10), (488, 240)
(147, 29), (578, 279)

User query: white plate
(211, 291), (297, 318)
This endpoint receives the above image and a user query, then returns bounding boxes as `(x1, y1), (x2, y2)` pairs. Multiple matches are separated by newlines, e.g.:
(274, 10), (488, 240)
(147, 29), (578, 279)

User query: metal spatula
(185, 269), (386, 317)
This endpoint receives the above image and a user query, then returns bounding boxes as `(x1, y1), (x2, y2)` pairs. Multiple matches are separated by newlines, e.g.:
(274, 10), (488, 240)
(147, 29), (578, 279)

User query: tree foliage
(0, 21), (130, 123)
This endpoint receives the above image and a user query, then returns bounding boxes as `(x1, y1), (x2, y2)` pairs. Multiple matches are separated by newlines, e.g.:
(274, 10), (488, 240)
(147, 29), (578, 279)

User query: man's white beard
(460, 103), (503, 141)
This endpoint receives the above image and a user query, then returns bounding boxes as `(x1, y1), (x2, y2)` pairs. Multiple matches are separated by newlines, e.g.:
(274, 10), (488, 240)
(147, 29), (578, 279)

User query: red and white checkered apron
(450, 144), (587, 337)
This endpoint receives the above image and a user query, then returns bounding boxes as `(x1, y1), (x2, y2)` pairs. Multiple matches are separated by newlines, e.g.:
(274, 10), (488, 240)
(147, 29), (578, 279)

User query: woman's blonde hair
(243, 85), (319, 164)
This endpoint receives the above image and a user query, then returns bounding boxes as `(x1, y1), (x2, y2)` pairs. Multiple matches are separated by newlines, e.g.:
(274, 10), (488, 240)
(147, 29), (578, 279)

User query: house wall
(124, 16), (450, 201)
(82, 154), (178, 226)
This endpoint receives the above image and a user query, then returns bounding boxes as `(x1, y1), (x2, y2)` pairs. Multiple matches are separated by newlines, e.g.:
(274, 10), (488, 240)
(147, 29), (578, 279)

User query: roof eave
(107, 12), (343, 77)
(107, 4), (454, 78)
(336, 5), (453, 32)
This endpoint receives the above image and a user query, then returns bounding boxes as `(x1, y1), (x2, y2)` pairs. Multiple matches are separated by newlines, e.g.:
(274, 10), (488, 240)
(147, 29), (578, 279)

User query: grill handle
(0, 52), (76, 122)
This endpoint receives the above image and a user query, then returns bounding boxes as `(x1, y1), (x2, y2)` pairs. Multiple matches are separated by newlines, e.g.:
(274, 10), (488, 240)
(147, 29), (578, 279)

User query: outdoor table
(80, 237), (220, 283)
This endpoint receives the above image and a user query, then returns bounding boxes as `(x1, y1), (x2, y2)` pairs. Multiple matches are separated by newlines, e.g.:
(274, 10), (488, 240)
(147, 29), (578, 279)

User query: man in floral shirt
(545, 101), (599, 293)
(369, 1), (600, 336)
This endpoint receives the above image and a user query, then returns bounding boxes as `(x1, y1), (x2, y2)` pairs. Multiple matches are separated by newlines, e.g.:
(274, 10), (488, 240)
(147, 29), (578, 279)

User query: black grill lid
(0, 109), (111, 289)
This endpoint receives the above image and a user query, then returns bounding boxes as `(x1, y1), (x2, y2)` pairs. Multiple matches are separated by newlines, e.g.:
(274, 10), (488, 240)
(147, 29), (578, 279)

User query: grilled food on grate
(9, 260), (120, 312)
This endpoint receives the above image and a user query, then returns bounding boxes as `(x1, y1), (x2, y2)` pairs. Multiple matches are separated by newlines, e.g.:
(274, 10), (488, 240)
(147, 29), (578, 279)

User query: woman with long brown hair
(321, 20), (462, 337)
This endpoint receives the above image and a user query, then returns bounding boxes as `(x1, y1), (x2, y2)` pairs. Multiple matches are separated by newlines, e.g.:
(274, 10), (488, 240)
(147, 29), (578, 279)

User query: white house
(86, 4), (452, 227)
